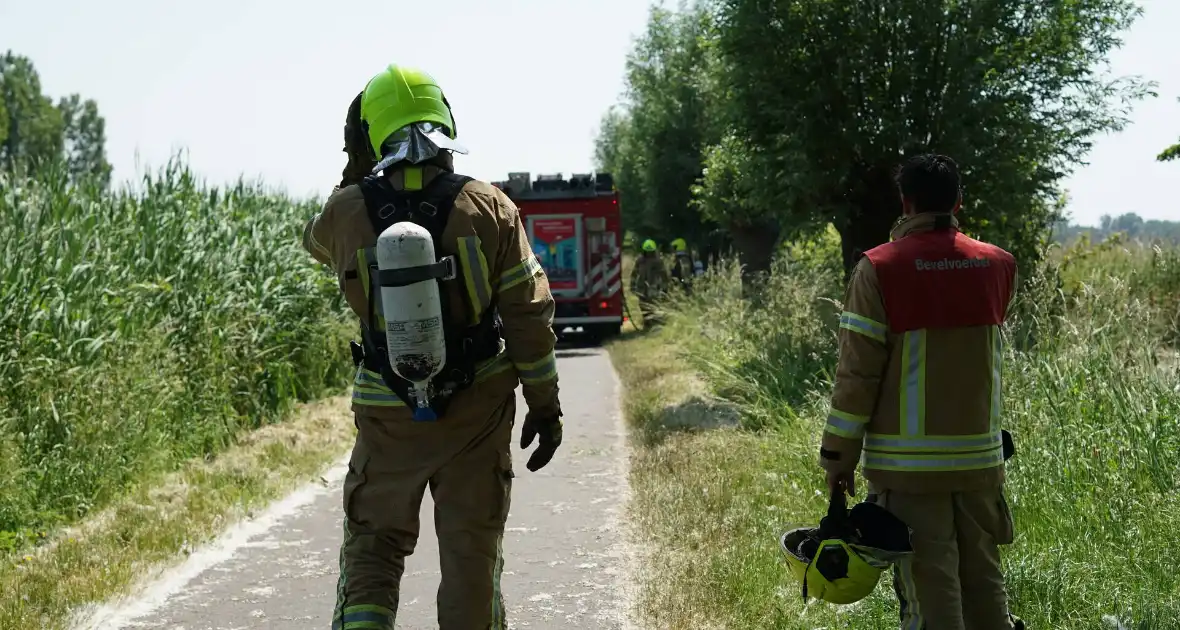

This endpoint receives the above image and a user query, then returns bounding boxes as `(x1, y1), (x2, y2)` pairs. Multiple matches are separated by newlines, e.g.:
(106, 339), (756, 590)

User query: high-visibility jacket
(820, 213), (1018, 493)
(303, 165), (561, 420)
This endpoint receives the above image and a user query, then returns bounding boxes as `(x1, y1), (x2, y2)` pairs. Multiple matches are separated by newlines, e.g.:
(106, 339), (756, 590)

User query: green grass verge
(608, 233), (1180, 629)
(3, 395), (356, 629)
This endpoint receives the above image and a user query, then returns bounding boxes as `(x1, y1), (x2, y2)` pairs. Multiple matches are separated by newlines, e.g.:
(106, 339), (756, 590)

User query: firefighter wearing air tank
(818, 155), (1025, 629)
(302, 64), (562, 630)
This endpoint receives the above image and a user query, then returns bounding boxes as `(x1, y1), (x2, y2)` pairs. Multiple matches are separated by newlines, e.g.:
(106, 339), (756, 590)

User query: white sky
(1, 0), (1177, 227)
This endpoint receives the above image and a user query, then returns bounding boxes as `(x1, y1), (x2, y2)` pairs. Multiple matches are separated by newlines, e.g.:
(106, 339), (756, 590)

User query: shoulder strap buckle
(438, 255), (457, 281)
(440, 255), (457, 280)
(376, 200), (404, 222)
(416, 200), (438, 218)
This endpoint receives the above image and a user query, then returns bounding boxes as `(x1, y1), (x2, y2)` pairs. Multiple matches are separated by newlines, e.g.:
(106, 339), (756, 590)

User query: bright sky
(1, 0), (1177, 227)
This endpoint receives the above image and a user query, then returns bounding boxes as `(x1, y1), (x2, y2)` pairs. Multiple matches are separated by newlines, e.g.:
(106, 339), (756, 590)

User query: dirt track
(79, 346), (637, 629)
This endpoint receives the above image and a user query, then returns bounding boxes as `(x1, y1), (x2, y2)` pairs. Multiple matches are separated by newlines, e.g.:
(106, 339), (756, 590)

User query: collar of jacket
(890, 212), (960, 241)
(386, 165), (450, 191)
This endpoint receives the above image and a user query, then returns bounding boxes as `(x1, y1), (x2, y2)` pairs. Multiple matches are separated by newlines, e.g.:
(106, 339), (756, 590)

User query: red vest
(864, 227), (1016, 333)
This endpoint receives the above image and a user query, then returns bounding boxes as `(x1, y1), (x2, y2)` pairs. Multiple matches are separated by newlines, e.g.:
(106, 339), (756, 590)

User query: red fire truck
(491, 171), (625, 342)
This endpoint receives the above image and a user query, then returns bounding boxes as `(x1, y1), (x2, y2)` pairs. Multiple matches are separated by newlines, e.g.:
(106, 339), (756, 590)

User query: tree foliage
(1055, 211), (1180, 244)
(597, 0), (1152, 279)
(1160, 143), (1180, 162)
(594, 3), (718, 249)
(0, 50), (110, 187)
(1158, 97), (1180, 162)
(0, 52), (62, 173)
(58, 94), (112, 187)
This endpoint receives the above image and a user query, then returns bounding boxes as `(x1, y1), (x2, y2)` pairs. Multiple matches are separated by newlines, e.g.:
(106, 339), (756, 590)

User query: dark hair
(895, 154), (961, 214)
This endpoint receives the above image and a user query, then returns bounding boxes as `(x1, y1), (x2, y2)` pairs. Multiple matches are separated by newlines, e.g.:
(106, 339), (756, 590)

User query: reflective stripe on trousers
(333, 603), (395, 630)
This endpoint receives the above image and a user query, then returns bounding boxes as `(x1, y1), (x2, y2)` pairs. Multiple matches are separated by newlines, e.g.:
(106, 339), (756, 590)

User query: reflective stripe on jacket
(820, 213), (1017, 493)
(352, 352), (515, 407)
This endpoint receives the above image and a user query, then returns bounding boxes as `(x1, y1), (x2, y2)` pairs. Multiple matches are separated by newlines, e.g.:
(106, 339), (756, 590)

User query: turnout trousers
(332, 391), (516, 630)
(868, 487), (1019, 630)
(638, 297), (661, 327)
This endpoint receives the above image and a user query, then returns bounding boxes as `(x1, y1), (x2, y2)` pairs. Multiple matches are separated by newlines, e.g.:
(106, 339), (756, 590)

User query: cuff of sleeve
(819, 434), (863, 472)
(527, 403), (562, 421)
(523, 384), (561, 420)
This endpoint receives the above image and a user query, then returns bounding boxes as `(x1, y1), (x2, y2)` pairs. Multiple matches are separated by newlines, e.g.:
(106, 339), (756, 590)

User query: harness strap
(375, 256), (457, 288)
(350, 170), (494, 418)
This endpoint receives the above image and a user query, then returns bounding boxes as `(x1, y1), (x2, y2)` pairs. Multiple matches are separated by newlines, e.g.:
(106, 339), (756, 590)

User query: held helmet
(779, 490), (914, 605)
(642, 239), (658, 252)
(360, 64), (468, 173)
(671, 238), (687, 252)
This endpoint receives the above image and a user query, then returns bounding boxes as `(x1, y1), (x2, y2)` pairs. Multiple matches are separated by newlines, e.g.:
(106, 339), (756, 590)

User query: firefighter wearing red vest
(818, 154), (1025, 629)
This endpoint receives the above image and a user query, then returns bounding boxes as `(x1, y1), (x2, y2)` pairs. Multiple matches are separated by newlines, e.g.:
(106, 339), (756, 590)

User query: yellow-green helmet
(780, 531), (886, 604)
(642, 239), (658, 252)
(360, 64), (468, 172)
(671, 238), (687, 252)
(779, 493), (914, 606)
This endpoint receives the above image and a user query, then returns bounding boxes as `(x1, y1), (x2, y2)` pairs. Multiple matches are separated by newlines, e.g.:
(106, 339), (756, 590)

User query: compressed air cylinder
(374, 221), (447, 421)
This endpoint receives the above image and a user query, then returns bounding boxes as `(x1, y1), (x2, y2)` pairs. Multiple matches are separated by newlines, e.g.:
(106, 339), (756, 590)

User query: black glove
(1002, 429), (1016, 461)
(520, 411), (563, 472)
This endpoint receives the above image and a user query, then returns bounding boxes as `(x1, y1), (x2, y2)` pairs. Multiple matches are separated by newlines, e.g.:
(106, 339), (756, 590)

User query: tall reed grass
(0, 162), (353, 553)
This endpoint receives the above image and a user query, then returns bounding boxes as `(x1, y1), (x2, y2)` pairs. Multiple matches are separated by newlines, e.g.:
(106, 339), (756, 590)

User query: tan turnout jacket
(820, 214), (1018, 493)
(302, 166), (560, 419)
(630, 254), (669, 300)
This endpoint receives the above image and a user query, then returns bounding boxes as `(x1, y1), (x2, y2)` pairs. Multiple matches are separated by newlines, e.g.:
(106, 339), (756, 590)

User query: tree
(0, 50), (111, 186)
(0, 51), (63, 173)
(58, 94), (112, 187)
(691, 133), (797, 286)
(1158, 97), (1180, 162)
(703, 0), (1152, 276)
(1109, 212), (1145, 238)
(594, 3), (718, 250)
(594, 106), (650, 236)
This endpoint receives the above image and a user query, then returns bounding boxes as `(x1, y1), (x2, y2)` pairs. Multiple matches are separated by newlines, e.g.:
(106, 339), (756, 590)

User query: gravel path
(80, 346), (636, 630)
